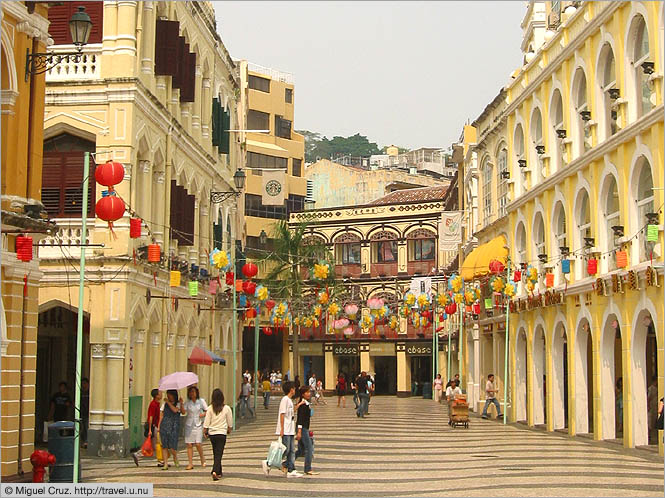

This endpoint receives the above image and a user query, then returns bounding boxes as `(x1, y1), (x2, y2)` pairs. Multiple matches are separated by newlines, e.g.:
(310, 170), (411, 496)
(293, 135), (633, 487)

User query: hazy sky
(215, 1), (526, 149)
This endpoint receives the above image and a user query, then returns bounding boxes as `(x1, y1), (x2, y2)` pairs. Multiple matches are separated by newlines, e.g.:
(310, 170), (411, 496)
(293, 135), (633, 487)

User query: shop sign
(333, 344), (359, 356)
(406, 343), (433, 355)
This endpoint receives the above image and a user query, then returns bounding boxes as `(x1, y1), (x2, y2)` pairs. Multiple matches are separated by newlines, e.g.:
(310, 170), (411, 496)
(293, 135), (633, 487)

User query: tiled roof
(368, 185), (449, 206)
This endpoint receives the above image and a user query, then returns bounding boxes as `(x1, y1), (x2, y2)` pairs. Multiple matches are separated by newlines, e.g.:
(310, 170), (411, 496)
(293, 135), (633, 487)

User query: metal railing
(247, 62), (294, 84)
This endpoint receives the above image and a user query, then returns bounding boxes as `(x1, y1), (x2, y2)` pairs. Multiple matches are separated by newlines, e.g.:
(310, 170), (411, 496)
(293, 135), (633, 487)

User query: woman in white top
(433, 374), (444, 403)
(203, 388), (233, 481)
(184, 386), (208, 470)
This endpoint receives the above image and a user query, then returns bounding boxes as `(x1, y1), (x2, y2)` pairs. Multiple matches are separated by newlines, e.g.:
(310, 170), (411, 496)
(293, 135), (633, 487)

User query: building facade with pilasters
(457, 1), (663, 454)
(37, 1), (245, 457)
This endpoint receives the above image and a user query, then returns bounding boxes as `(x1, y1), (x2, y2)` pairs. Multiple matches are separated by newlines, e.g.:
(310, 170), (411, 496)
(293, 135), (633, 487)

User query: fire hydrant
(30, 449), (56, 483)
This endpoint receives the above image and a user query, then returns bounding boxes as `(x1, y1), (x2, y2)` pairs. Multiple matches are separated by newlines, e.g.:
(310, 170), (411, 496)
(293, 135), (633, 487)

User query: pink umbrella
(158, 371), (199, 391)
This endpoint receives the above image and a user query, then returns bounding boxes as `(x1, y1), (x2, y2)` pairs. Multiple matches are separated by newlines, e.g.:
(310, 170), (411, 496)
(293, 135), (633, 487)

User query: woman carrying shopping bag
(203, 388), (232, 481)
(184, 386), (208, 470)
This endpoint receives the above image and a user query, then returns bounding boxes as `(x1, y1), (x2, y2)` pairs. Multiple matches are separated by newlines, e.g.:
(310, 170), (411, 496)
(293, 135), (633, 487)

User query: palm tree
(264, 220), (328, 380)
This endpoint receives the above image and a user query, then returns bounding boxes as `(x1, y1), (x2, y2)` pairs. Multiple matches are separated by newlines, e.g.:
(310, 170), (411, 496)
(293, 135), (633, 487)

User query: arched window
(576, 189), (592, 277)
(514, 124), (525, 194)
(632, 16), (653, 117)
(516, 222), (527, 294)
(573, 68), (590, 157)
(598, 44), (618, 141)
(531, 108), (544, 181)
(550, 90), (565, 171)
(497, 145), (509, 217)
(603, 175), (620, 270)
(334, 233), (361, 265)
(226, 213), (232, 251)
(635, 159), (654, 262)
(482, 158), (493, 226)
(533, 213), (546, 260)
(553, 202), (567, 253)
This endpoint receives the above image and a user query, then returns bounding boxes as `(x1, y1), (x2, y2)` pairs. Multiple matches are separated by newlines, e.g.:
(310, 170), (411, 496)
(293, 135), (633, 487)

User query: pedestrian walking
(240, 378), (254, 418)
(648, 376), (658, 443)
(296, 386), (318, 476)
(446, 373), (460, 389)
(132, 388), (162, 467)
(243, 370), (252, 384)
(351, 375), (359, 409)
(336, 373), (346, 408)
(308, 373), (317, 395)
(262, 377), (272, 409)
(481, 374), (503, 419)
(203, 388), (232, 481)
(48, 381), (72, 422)
(261, 381), (301, 478)
(356, 372), (370, 418)
(276, 370), (283, 388)
(160, 389), (185, 469)
(184, 386), (208, 470)
(270, 370), (277, 386)
(433, 374), (443, 403)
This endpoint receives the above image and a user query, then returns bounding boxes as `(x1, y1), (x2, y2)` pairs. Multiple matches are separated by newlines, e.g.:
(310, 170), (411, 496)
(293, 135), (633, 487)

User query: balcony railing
(335, 264), (362, 278)
(407, 260), (435, 276)
(247, 62), (294, 84)
(38, 218), (94, 259)
(370, 262), (398, 278)
(45, 44), (101, 82)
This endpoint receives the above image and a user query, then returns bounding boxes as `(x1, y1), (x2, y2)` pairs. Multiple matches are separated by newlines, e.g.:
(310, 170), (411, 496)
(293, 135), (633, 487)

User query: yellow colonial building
(457, 1), (663, 453)
(37, 1), (245, 457)
(287, 184), (460, 395)
(1, 1), (55, 479)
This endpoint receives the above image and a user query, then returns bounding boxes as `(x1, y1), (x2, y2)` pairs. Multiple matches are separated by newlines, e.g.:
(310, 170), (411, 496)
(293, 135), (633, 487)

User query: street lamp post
(253, 229), (268, 415)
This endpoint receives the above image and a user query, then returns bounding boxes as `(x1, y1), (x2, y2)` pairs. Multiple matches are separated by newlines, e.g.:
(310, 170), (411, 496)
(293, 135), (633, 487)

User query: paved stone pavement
(83, 396), (664, 497)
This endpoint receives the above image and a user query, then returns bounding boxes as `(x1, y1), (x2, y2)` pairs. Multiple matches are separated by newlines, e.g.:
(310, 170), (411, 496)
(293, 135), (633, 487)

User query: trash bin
(422, 382), (432, 399)
(48, 421), (79, 482)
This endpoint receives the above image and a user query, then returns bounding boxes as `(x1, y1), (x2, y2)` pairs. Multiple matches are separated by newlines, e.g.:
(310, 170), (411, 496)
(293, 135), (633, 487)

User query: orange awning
(460, 235), (508, 281)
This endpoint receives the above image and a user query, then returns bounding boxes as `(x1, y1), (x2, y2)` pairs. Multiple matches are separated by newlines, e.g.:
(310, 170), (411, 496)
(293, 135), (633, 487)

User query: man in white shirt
(481, 374), (503, 419)
(446, 379), (463, 426)
(262, 381), (301, 478)
(308, 373), (317, 393)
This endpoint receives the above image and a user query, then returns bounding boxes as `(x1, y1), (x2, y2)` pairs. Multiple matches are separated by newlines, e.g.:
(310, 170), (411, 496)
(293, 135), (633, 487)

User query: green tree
(263, 220), (329, 380)
(298, 130), (382, 162)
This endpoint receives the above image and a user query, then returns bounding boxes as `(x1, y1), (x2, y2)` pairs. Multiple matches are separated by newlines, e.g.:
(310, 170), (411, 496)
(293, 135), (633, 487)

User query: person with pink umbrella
(160, 389), (185, 470)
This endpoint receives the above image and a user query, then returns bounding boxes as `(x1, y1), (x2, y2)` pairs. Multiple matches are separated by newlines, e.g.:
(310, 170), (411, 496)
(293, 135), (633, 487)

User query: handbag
(266, 438), (286, 468)
(141, 434), (153, 457)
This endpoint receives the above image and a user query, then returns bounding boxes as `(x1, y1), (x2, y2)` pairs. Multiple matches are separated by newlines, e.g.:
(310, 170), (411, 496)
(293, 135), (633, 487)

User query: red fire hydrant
(30, 449), (56, 483)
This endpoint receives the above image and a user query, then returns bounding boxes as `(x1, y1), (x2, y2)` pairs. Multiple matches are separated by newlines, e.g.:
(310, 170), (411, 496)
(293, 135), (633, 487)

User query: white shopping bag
(266, 438), (286, 468)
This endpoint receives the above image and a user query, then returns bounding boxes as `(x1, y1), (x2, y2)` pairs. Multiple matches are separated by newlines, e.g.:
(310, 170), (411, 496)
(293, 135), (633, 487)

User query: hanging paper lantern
(95, 195), (125, 222)
(504, 283), (515, 297)
(169, 271), (181, 287)
(94, 160), (125, 187)
(317, 290), (329, 305)
(615, 250), (628, 269)
(437, 293), (449, 306)
(513, 270), (522, 282)
(464, 290), (475, 305)
(209, 279), (219, 295)
(344, 303), (359, 321)
(472, 302), (481, 314)
(484, 297), (493, 310)
(526, 281), (535, 293)
(647, 224), (659, 242)
(328, 302), (340, 316)
(129, 217), (142, 238)
(263, 327), (273, 336)
(489, 259), (505, 274)
(491, 277), (505, 293)
(445, 302), (457, 315)
(333, 318), (350, 330)
(242, 262), (258, 278)
(389, 315), (399, 330)
(546, 273), (555, 287)
(225, 271), (234, 285)
(188, 281), (199, 296)
(313, 262), (330, 280)
(147, 243), (161, 262)
(404, 292), (416, 306)
(15, 235), (33, 262)
(587, 258), (598, 275)
(442, 312), (448, 320)
(255, 285), (269, 301)
(449, 274), (464, 293)
(561, 259), (571, 274)
(313, 304), (322, 317)
(265, 299), (276, 310)
(527, 266), (538, 283)
(360, 314), (374, 330)
(235, 279), (244, 292)
(242, 280), (257, 295)
(343, 326), (354, 336)
(465, 305), (472, 313)
(245, 307), (257, 319)
(416, 293), (430, 309)
(421, 310), (432, 321)
(238, 295), (247, 307)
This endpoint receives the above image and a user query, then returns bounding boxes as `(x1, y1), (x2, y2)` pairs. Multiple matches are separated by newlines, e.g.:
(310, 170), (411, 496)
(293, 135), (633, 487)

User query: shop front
(407, 342), (434, 396)
(370, 342), (396, 395)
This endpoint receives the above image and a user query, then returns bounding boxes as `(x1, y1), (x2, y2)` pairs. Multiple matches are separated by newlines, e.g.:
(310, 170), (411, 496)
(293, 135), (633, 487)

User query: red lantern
(242, 280), (257, 295)
(95, 195), (125, 222)
(16, 235), (33, 262)
(616, 250), (628, 269)
(439, 313), (445, 322)
(147, 243), (161, 262)
(587, 258), (598, 275)
(235, 279), (244, 292)
(472, 302), (481, 314)
(265, 299), (276, 310)
(225, 271), (234, 285)
(421, 310), (432, 320)
(242, 262), (258, 279)
(513, 270), (522, 282)
(465, 305), (472, 313)
(445, 302), (457, 315)
(246, 307), (257, 319)
(546, 273), (555, 287)
(489, 259), (505, 275)
(94, 161), (125, 187)
(129, 218), (142, 238)
(263, 327), (273, 336)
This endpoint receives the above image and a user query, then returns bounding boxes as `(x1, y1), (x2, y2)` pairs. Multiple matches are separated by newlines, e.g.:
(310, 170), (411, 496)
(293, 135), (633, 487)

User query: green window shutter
(221, 108), (230, 154)
(211, 98), (220, 147)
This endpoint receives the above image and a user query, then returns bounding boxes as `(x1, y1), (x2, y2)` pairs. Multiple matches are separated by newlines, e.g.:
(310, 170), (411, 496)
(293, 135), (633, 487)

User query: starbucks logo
(266, 180), (282, 196)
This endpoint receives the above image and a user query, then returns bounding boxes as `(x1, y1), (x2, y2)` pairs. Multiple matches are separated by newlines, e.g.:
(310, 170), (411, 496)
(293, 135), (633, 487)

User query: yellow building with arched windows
(456, 1), (663, 454)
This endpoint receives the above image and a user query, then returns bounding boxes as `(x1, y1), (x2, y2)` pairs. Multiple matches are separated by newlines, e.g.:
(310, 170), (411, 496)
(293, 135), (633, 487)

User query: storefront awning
(246, 139), (289, 156)
(460, 235), (508, 281)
